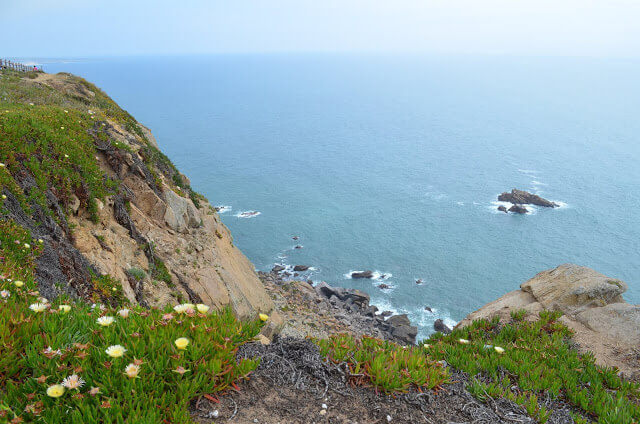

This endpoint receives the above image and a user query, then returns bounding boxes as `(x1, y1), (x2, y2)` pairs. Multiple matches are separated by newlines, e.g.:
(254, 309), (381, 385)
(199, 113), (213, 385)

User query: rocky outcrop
(498, 189), (558, 207)
(458, 264), (640, 380)
(508, 205), (528, 214)
(5, 72), (281, 336)
(261, 273), (418, 345)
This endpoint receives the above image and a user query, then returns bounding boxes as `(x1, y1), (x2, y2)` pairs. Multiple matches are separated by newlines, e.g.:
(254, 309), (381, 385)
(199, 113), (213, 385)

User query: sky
(2, 0), (639, 58)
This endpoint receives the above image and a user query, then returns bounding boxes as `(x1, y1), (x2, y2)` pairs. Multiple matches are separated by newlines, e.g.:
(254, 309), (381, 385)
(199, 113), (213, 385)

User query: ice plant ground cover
(317, 315), (640, 423)
(0, 220), (262, 423)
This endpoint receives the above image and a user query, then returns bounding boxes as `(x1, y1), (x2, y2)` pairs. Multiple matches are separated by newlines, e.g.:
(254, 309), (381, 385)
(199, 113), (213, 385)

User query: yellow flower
(46, 384), (65, 398)
(105, 345), (126, 358)
(124, 363), (140, 378)
(24, 243), (30, 249)
(59, 305), (71, 313)
(196, 304), (210, 314)
(174, 338), (189, 350)
(494, 346), (505, 354)
(423, 344), (431, 349)
(97, 316), (115, 326)
(14, 280), (24, 287)
(458, 338), (470, 344)
(38, 238), (44, 243)
(259, 313), (269, 322)
(1, 195), (6, 200)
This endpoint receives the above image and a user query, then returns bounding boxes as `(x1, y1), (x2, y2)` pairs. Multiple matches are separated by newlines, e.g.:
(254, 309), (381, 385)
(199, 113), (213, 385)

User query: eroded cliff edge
(457, 264), (640, 380)
(0, 71), (281, 333)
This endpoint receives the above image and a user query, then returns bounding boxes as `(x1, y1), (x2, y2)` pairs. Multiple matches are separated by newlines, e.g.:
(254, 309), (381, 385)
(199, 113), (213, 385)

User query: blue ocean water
(43, 55), (640, 338)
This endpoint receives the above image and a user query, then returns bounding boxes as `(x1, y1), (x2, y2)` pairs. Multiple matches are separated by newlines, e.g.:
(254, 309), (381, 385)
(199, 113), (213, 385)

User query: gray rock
(163, 189), (201, 232)
(293, 265), (310, 272)
(498, 189), (558, 207)
(351, 270), (374, 279)
(271, 265), (286, 273)
(497, 205), (508, 213)
(508, 204), (528, 214)
(433, 318), (452, 334)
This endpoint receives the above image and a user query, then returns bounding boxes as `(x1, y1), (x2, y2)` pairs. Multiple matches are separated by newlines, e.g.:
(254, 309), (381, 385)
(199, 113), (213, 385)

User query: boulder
(293, 265), (310, 272)
(351, 270), (374, 279)
(294, 245), (303, 249)
(457, 264), (639, 378)
(315, 281), (370, 307)
(424, 306), (432, 312)
(521, 264), (627, 315)
(271, 265), (286, 273)
(497, 206), (508, 213)
(415, 279), (423, 285)
(498, 189), (558, 207)
(163, 189), (201, 232)
(386, 314), (418, 344)
(433, 318), (452, 334)
(508, 204), (528, 214)
(378, 283), (390, 290)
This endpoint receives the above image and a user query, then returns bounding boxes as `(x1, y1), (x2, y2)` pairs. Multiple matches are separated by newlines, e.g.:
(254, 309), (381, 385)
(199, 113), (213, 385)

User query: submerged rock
(498, 189), (558, 208)
(351, 270), (374, 279)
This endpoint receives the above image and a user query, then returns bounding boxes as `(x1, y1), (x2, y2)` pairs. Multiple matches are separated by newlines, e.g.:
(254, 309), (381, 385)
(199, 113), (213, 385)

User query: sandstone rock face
(163, 189), (201, 232)
(26, 73), (281, 337)
(458, 264), (639, 380)
(521, 264), (627, 314)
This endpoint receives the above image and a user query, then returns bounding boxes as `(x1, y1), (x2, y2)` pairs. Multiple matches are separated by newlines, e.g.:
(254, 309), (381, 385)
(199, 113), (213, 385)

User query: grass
(0, 219), (263, 424)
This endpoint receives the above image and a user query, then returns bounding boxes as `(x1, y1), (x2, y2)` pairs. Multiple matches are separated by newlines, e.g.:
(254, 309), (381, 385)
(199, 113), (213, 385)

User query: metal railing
(0, 59), (42, 72)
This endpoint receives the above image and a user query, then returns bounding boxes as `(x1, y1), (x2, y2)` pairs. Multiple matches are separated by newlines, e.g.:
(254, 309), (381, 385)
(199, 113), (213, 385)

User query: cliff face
(0, 71), (280, 331)
(458, 264), (640, 380)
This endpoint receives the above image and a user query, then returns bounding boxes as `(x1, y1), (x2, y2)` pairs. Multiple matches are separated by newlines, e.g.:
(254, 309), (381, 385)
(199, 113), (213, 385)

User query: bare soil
(191, 338), (581, 424)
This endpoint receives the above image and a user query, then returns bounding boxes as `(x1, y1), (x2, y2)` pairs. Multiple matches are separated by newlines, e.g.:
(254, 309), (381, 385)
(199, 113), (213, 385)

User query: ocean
(40, 54), (640, 339)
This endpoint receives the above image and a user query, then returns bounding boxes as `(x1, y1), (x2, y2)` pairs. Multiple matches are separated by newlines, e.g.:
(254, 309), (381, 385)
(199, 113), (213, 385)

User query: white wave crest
(235, 210), (261, 219)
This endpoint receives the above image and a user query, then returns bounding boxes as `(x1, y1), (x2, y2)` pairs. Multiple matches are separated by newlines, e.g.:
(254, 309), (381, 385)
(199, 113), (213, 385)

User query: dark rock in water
(498, 189), (558, 208)
(315, 281), (370, 307)
(378, 283), (390, 290)
(434, 318), (452, 334)
(386, 314), (418, 344)
(271, 265), (286, 273)
(293, 265), (310, 272)
(508, 205), (528, 214)
(351, 270), (374, 279)
(424, 306), (432, 313)
(294, 245), (303, 249)
(415, 279), (423, 285)
(497, 206), (508, 213)
(379, 274), (387, 279)
(380, 310), (393, 317)
(292, 236), (299, 240)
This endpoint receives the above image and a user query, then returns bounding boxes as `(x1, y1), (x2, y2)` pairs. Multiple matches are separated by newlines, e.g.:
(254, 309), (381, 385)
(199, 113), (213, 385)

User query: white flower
(494, 346), (505, 354)
(105, 345), (126, 358)
(124, 363), (140, 378)
(64, 154), (69, 158)
(458, 338), (470, 344)
(59, 304), (71, 313)
(0, 163), (4, 167)
(0, 290), (9, 298)
(62, 374), (85, 390)
(14, 280), (23, 287)
(118, 308), (130, 318)
(423, 343), (431, 349)
(96, 316), (115, 327)
(43, 346), (62, 356)
(29, 303), (48, 312)
(173, 303), (195, 314)
(24, 243), (30, 249)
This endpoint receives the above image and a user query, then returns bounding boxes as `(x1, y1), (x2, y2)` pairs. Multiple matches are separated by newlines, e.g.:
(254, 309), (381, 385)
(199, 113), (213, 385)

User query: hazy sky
(2, 0), (639, 57)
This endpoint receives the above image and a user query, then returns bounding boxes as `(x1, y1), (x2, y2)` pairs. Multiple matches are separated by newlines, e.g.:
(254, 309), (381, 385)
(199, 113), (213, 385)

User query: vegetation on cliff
(0, 220), (262, 423)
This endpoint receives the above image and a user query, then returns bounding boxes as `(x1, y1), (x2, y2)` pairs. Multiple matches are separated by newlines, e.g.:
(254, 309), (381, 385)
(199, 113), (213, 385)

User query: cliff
(457, 264), (640, 380)
(0, 71), (280, 333)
